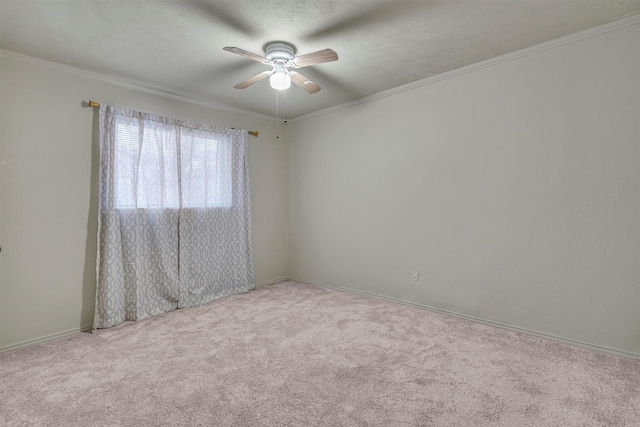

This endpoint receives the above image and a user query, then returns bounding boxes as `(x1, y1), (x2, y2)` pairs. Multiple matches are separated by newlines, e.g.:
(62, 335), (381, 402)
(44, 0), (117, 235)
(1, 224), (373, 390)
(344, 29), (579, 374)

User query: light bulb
(270, 64), (291, 90)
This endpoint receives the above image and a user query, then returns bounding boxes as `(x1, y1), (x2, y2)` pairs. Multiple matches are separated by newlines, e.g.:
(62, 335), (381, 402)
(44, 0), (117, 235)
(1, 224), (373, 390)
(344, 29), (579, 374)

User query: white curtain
(94, 105), (254, 329)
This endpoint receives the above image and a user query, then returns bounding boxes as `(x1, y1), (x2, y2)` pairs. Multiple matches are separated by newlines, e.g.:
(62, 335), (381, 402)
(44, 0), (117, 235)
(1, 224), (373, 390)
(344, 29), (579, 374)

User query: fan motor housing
(264, 42), (296, 62)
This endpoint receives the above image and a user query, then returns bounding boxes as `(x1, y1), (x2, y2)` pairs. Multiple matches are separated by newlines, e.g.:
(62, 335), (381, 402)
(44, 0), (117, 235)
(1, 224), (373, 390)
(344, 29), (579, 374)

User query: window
(114, 119), (232, 209)
(95, 105), (253, 328)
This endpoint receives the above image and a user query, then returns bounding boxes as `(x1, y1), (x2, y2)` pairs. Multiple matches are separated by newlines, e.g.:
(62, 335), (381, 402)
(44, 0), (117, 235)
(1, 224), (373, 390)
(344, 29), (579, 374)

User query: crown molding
(0, 49), (277, 122)
(288, 13), (640, 124)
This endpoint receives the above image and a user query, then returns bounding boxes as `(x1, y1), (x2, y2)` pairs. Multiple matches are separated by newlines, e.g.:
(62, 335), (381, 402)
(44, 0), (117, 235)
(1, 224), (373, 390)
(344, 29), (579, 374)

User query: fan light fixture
(270, 64), (291, 90)
(224, 41), (338, 94)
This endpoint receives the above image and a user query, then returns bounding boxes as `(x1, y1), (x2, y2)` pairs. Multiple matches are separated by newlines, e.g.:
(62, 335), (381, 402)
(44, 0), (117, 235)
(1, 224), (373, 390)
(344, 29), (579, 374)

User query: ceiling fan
(223, 42), (338, 93)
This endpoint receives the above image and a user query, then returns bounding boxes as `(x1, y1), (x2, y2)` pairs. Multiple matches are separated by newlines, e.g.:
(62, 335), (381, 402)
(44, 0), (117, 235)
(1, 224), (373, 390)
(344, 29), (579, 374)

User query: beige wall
(288, 24), (640, 356)
(0, 57), (289, 350)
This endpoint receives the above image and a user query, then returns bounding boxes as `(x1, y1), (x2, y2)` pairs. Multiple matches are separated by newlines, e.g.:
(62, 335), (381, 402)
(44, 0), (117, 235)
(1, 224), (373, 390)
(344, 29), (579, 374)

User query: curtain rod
(84, 100), (259, 137)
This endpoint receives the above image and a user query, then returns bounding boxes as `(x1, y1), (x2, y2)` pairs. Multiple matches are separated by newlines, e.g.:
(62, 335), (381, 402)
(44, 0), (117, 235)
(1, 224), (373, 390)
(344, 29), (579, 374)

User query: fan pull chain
(276, 89), (280, 139)
(283, 88), (288, 141)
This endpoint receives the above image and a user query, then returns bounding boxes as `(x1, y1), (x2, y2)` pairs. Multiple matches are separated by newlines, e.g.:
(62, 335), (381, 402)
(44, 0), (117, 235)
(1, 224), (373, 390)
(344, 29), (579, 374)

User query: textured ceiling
(1, 0), (639, 119)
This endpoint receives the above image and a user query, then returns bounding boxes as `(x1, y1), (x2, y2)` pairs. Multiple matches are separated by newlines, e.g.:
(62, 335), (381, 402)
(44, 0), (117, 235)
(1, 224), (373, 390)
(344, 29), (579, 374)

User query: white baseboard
(8, 276), (633, 361)
(291, 277), (640, 361)
(0, 324), (94, 354)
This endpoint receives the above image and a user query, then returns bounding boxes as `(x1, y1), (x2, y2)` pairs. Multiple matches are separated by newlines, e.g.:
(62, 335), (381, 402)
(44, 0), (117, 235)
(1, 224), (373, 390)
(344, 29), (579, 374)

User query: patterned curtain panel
(94, 105), (254, 329)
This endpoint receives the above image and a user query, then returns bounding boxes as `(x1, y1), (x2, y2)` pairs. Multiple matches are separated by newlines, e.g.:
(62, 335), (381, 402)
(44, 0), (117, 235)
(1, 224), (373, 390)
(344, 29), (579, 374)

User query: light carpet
(1, 281), (639, 426)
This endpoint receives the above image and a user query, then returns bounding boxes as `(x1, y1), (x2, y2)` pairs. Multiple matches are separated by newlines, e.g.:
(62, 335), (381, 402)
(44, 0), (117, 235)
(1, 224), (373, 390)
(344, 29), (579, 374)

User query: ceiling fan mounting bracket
(264, 41), (296, 63)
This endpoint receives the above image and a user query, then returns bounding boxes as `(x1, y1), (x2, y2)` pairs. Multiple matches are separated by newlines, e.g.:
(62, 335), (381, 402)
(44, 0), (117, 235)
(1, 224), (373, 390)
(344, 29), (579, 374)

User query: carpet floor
(1, 281), (639, 426)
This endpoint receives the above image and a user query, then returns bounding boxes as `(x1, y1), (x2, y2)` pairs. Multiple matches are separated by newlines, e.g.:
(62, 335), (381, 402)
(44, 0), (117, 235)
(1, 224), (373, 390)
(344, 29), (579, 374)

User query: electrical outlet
(412, 272), (420, 281)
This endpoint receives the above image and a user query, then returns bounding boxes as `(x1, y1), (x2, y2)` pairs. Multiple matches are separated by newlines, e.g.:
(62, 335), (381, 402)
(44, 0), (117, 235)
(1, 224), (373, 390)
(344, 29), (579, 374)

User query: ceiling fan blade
(223, 47), (269, 64)
(292, 49), (338, 68)
(234, 71), (271, 89)
(290, 72), (321, 94)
